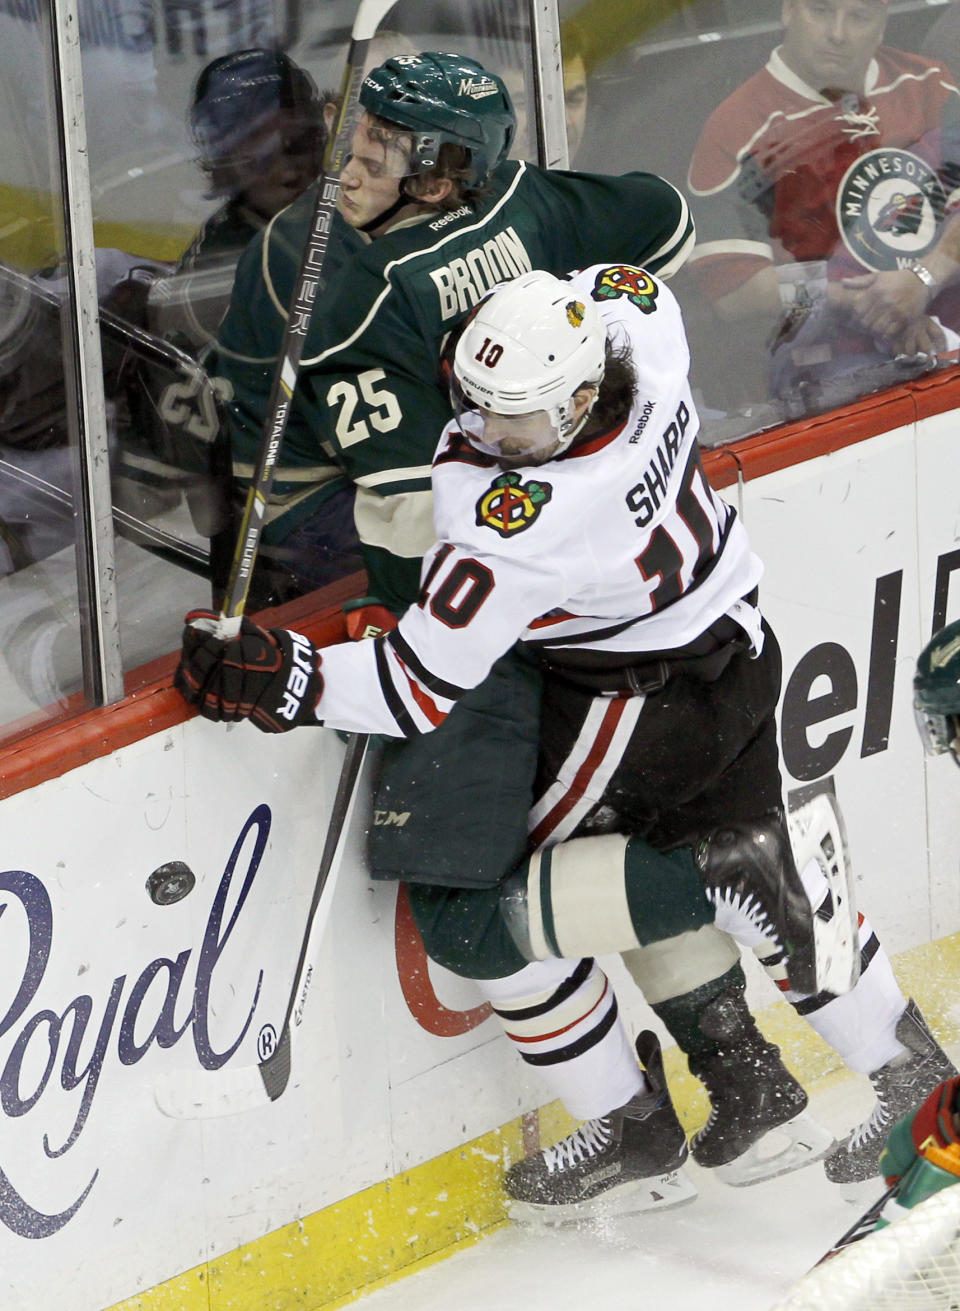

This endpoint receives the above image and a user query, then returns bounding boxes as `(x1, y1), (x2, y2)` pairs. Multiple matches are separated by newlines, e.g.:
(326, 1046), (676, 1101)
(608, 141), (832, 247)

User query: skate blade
(714, 1112), (836, 1187)
(507, 1166), (697, 1227)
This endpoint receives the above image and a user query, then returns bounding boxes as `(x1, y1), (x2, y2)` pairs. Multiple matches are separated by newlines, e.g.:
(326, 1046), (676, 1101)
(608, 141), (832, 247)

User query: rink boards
(1, 381), (959, 1310)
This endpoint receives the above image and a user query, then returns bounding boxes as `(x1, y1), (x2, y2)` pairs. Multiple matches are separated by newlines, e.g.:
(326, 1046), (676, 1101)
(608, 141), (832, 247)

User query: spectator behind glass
(561, 18), (590, 163)
(493, 22), (589, 165)
(685, 0), (960, 424)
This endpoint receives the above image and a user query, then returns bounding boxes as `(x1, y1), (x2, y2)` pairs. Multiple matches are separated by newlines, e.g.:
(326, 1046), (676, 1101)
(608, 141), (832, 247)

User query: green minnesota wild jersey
(213, 158), (694, 611)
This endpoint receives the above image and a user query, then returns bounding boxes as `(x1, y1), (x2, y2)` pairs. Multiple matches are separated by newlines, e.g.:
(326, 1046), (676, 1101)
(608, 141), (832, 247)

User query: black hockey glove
(174, 609), (322, 733)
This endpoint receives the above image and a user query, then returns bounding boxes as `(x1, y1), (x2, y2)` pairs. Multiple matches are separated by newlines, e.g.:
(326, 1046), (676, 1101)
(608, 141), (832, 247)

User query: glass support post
(530, 0), (569, 171)
(39, 0), (125, 706)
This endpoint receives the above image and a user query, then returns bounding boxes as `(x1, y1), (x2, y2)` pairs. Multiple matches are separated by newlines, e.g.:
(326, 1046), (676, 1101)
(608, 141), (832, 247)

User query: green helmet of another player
(359, 51), (515, 185)
(914, 618), (960, 764)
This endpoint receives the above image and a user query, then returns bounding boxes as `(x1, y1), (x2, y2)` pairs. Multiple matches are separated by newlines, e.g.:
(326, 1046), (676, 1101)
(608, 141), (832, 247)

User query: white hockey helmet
(451, 270), (607, 463)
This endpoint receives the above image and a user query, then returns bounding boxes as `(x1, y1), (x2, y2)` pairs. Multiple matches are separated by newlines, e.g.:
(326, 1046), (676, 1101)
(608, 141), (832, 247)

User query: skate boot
(825, 999), (958, 1184)
(504, 1031), (697, 1224)
(697, 810), (819, 995)
(689, 987), (835, 1185)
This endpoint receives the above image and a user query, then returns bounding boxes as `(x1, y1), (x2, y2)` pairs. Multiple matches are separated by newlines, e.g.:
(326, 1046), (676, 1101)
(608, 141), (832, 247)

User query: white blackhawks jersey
(315, 264), (763, 737)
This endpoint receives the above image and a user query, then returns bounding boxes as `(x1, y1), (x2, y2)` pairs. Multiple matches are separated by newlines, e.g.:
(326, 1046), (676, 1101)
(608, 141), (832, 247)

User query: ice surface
(354, 1077), (889, 1311)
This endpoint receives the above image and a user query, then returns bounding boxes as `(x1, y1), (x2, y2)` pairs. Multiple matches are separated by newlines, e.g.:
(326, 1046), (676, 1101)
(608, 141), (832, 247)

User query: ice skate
(697, 810), (820, 995)
(825, 999), (958, 1184)
(689, 987), (834, 1185)
(505, 1031), (696, 1225)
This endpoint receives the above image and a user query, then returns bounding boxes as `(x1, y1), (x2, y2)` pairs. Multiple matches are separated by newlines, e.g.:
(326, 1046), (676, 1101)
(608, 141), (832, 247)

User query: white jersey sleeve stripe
(372, 640), (422, 736)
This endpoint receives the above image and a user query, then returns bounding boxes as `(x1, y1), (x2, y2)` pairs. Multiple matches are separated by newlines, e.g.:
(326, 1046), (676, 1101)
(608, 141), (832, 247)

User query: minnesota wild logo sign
(476, 472), (553, 537)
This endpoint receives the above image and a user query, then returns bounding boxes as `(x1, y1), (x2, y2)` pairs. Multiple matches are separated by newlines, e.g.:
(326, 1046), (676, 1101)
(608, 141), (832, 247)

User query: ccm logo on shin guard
(278, 633), (317, 722)
(373, 810), (411, 827)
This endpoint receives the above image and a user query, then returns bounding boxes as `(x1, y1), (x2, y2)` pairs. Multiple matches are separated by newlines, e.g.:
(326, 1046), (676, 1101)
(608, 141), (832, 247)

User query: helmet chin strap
(358, 179), (415, 234)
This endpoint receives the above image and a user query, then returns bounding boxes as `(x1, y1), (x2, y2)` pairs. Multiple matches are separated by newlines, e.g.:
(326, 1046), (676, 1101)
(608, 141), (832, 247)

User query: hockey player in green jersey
(211, 50), (694, 610)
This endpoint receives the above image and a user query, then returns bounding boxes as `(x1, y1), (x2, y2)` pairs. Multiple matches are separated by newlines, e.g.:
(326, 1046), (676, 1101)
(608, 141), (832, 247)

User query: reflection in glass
(0, 11), (88, 742)
(557, 0), (960, 443)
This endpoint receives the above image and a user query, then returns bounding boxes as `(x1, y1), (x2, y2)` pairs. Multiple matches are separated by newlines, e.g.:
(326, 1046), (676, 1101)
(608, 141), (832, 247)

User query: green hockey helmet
(913, 618), (960, 765)
(358, 52), (515, 184)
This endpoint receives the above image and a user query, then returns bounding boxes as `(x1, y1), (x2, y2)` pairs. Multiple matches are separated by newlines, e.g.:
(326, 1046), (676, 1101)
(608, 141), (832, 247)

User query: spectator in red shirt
(686, 0), (960, 416)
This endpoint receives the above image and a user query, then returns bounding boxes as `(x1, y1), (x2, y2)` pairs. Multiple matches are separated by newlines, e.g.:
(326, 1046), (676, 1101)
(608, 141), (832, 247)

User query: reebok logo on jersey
(429, 204), (471, 232)
(592, 264), (659, 313)
(629, 399), (656, 443)
(476, 473), (552, 537)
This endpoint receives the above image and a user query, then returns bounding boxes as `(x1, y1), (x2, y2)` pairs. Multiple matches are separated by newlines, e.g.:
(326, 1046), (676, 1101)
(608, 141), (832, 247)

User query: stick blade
(258, 1025), (292, 1101)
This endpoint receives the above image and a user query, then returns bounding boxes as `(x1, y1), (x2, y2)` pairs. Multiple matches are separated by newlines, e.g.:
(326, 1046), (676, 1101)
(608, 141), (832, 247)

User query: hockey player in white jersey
(176, 265), (954, 1219)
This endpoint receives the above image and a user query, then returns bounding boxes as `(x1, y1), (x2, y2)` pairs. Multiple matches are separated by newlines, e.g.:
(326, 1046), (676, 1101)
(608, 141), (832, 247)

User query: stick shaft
(221, 0), (396, 620)
(258, 733), (369, 1099)
(814, 1183), (898, 1264)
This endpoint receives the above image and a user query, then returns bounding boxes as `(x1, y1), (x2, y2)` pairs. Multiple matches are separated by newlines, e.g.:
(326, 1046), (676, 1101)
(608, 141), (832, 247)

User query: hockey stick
(154, 731), (369, 1118)
(216, 0), (397, 635)
(154, 0), (393, 1117)
(814, 1183), (899, 1264)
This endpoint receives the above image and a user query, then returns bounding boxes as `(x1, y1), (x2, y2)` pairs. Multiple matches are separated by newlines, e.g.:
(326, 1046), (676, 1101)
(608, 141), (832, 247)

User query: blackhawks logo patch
(593, 264), (659, 313)
(476, 472), (552, 537)
(566, 299), (585, 327)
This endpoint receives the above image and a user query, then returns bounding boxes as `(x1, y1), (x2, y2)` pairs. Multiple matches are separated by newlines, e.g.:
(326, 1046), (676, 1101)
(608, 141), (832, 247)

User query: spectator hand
(842, 270), (933, 344)
(174, 609), (322, 732)
(885, 315), (947, 357)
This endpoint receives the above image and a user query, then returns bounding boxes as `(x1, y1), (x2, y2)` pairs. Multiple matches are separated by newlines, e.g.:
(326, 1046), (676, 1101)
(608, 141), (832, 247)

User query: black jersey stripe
(373, 639), (422, 738)
(524, 615), (645, 649)
(792, 931), (879, 1016)
(517, 996), (620, 1067)
(386, 630), (469, 701)
(490, 958), (596, 1022)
